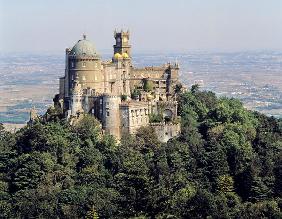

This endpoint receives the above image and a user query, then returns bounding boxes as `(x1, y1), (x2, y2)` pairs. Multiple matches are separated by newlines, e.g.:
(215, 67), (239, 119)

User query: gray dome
(71, 35), (97, 56)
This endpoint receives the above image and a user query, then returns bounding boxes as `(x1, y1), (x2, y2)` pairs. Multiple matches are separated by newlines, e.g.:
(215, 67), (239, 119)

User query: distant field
(0, 51), (281, 125)
(0, 53), (63, 124)
(2, 123), (26, 132)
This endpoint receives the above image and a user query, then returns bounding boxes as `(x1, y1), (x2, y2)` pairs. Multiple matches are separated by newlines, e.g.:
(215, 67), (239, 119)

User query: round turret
(102, 95), (121, 139)
(67, 35), (103, 93)
(70, 80), (84, 116)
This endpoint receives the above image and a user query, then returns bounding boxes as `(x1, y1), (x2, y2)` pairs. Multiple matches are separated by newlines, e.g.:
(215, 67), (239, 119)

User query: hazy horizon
(1, 0), (282, 53)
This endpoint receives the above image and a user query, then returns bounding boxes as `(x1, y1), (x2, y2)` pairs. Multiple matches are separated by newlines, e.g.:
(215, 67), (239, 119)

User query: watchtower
(113, 29), (131, 58)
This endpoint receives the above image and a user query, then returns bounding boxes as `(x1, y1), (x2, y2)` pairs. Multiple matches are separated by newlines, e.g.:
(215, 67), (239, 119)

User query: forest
(0, 86), (281, 218)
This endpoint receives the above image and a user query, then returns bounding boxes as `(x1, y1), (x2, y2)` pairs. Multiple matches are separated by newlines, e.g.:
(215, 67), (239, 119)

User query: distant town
(0, 51), (282, 128)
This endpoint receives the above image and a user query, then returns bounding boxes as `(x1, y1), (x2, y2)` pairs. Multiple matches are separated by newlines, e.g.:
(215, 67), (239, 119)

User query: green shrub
(149, 113), (163, 123)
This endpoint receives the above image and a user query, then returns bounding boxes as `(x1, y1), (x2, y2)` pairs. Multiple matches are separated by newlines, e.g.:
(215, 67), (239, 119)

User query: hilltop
(0, 86), (281, 218)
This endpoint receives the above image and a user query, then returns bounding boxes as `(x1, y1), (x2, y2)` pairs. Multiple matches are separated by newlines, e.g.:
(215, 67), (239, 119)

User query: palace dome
(71, 35), (97, 57)
(114, 53), (122, 59)
(122, 52), (129, 58)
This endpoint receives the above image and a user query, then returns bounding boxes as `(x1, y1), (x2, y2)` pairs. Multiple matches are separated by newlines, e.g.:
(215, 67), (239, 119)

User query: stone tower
(67, 35), (102, 92)
(113, 30), (131, 58)
(70, 79), (83, 116)
(102, 95), (121, 139)
(63, 34), (103, 112)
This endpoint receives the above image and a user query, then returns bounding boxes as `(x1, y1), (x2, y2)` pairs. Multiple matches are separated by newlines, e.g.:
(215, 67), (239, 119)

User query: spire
(28, 106), (38, 124)
(83, 33), (86, 40)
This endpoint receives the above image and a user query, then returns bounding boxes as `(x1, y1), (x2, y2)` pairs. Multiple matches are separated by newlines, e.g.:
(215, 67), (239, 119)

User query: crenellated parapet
(150, 122), (181, 142)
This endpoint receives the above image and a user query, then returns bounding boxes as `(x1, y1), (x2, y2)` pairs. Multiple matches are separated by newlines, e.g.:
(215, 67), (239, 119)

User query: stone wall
(119, 101), (150, 135)
(151, 123), (181, 143)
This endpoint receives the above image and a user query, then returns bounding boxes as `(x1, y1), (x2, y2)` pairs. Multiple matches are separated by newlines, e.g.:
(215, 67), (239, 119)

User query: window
(82, 76), (86, 81)
(71, 62), (74, 68)
(82, 62), (86, 67)
(107, 111), (110, 116)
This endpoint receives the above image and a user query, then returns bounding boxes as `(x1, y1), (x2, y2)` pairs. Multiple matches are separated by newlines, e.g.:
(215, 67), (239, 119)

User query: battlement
(120, 100), (149, 107)
(150, 122), (181, 142)
(102, 60), (113, 65)
(102, 94), (121, 98)
(167, 62), (179, 69)
(119, 102), (129, 106)
(114, 29), (130, 38)
(133, 66), (166, 72)
(150, 122), (179, 126)
(157, 101), (178, 106)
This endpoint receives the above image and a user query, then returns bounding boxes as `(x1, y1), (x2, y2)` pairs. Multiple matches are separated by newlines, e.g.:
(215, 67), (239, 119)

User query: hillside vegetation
(0, 86), (281, 218)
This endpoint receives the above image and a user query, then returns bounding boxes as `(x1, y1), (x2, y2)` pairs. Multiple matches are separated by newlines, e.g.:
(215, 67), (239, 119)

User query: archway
(163, 109), (173, 123)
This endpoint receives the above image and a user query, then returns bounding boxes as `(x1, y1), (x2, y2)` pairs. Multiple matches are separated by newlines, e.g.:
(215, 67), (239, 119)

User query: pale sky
(0, 0), (282, 53)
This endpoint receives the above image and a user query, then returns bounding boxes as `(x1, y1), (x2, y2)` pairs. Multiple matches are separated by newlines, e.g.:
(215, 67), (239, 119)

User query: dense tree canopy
(0, 88), (281, 218)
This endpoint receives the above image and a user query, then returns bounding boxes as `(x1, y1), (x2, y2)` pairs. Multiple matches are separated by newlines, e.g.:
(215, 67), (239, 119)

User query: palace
(54, 30), (182, 142)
